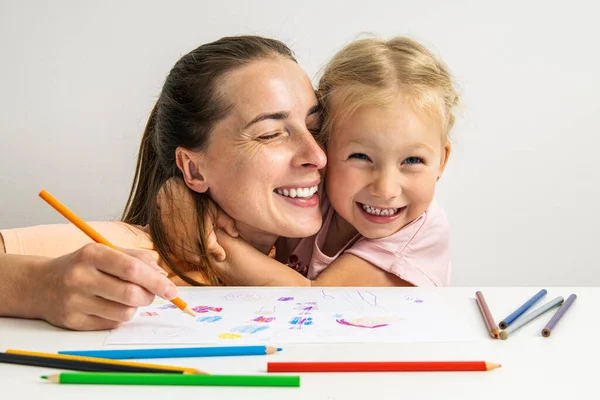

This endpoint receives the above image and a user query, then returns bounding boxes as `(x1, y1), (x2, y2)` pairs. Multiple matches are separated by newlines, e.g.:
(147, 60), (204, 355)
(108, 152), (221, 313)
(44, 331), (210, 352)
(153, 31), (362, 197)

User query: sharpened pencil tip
(277, 348), (282, 352)
(41, 376), (47, 380)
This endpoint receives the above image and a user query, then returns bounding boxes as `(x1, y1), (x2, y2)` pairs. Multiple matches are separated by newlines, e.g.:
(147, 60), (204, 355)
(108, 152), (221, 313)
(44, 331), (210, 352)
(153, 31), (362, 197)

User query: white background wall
(1, 0), (598, 286)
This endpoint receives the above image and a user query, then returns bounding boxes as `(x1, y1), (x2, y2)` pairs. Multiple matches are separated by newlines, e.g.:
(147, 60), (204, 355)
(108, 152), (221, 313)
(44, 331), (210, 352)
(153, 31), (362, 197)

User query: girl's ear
(437, 141), (452, 180)
(176, 147), (210, 193)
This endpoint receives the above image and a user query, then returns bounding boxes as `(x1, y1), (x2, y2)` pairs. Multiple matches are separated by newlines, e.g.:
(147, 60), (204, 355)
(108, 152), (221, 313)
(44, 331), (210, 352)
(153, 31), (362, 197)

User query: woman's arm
(0, 227), (180, 330)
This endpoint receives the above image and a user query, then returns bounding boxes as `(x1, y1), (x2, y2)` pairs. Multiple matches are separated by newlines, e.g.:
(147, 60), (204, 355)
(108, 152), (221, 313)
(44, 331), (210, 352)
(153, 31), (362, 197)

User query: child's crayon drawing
(335, 316), (397, 329)
(218, 333), (242, 339)
(321, 290), (334, 300)
(253, 316), (275, 323)
(197, 315), (223, 323)
(231, 325), (270, 334)
(108, 288), (474, 345)
(294, 302), (318, 314)
(140, 312), (159, 317)
(404, 295), (424, 303)
(357, 290), (377, 306)
(192, 305), (223, 313)
(289, 316), (313, 330)
(222, 293), (263, 301)
(253, 306), (276, 315)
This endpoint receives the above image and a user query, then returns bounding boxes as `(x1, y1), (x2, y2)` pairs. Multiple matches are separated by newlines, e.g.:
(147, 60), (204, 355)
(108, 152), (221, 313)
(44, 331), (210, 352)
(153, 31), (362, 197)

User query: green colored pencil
(42, 372), (300, 387)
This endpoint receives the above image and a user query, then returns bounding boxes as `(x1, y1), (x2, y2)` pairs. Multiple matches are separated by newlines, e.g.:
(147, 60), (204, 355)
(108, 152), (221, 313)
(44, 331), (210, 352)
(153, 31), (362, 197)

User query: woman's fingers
(77, 243), (178, 300)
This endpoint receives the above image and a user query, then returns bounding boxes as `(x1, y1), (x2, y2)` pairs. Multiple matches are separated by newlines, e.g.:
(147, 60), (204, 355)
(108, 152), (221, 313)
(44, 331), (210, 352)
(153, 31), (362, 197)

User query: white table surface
(0, 287), (597, 400)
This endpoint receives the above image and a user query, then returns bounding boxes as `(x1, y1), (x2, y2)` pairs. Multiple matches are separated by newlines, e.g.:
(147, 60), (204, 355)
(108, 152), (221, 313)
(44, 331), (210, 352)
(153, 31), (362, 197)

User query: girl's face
(325, 94), (450, 239)
(190, 58), (327, 251)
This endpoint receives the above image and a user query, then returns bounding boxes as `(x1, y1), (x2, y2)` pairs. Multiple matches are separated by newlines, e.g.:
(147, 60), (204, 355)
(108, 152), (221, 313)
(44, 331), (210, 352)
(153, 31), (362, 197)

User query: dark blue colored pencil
(499, 289), (547, 329)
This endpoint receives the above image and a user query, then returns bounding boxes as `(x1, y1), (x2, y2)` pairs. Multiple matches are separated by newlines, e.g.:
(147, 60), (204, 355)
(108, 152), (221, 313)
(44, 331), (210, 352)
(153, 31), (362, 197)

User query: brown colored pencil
(475, 291), (500, 338)
(38, 189), (195, 317)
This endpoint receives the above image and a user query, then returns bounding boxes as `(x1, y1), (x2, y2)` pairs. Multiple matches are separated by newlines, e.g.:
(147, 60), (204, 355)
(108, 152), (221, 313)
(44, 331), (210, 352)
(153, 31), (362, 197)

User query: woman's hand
(32, 244), (178, 331)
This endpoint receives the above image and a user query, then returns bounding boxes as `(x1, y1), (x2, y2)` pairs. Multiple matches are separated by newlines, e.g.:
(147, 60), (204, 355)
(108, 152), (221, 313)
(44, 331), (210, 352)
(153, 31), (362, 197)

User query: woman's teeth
(362, 204), (400, 216)
(276, 185), (318, 199)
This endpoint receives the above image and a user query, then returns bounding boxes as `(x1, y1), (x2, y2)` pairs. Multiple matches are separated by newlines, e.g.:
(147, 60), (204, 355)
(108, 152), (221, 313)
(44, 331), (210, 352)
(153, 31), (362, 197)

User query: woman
(0, 36), (326, 330)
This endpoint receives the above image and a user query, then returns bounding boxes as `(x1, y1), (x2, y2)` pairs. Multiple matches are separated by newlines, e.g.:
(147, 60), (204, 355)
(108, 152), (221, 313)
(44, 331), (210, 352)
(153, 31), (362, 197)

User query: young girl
(211, 36), (459, 287)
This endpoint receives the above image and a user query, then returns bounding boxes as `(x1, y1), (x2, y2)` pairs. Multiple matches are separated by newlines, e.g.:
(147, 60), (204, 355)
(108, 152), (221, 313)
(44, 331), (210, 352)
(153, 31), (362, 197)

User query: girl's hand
(159, 178), (238, 262)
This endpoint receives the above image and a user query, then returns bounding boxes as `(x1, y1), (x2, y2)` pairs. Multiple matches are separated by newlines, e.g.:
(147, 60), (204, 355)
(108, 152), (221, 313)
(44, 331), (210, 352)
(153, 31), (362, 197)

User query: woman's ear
(176, 147), (209, 193)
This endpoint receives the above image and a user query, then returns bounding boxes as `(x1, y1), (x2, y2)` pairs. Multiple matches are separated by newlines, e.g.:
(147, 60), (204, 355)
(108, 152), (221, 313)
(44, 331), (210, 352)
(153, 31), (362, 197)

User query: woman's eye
(403, 156), (424, 165)
(349, 153), (371, 161)
(308, 126), (322, 136)
(258, 132), (282, 141)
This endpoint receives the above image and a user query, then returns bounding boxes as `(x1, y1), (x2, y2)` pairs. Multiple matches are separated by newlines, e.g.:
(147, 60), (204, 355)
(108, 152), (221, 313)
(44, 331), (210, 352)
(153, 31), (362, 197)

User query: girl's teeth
(276, 185), (318, 199)
(362, 204), (399, 216)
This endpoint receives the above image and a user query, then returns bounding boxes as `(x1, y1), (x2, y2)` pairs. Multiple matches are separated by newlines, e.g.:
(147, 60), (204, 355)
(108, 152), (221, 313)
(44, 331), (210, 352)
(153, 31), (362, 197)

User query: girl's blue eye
(349, 153), (370, 161)
(403, 156), (424, 165)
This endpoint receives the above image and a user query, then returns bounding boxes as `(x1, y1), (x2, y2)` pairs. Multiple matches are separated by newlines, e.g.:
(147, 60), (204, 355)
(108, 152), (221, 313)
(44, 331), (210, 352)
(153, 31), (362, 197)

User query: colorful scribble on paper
(335, 317), (390, 329)
(192, 305), (223, 313)
(232, 325), (269, 334)
(222, 293), (263, 301)
(405, 295), (424, 303)
(140, 312), (158, 317)
(218, 333), (242, 339)
(277, 297), (294, 301)
(253, 316), (275, 323)
(289, 316), (313, 329)
(197, 315), (222, 323)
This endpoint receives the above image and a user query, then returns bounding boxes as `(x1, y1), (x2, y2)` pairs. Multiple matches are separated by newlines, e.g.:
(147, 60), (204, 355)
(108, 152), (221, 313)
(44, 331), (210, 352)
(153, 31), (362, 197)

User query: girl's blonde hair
(317, 36), (459, 144)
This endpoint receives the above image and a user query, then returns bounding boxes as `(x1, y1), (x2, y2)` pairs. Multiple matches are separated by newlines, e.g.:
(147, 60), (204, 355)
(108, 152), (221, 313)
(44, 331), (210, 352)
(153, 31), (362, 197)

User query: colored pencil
(4, 349), (203, 374)
(267, 361), (501, 373)
(38, 189), (195, 317)
(42, 373), (300, 387)
(499, 296), (564, 340)
(542, 294), (577, 337)
(498, 289), (547, 329)
(0, 352), (198, 374)
(59, 346), (282, 359)
(475, 291), (500, 338)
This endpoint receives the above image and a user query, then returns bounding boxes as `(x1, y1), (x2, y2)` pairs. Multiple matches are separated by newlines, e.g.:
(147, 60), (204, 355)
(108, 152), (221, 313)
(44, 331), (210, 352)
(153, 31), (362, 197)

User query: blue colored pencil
(499, 289), (547, 329)
(58, 346), (281, 360)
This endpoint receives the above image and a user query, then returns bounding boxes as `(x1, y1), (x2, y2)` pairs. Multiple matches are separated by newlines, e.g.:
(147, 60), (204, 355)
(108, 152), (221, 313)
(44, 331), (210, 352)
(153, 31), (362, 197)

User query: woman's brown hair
(122, 36), (296, 286)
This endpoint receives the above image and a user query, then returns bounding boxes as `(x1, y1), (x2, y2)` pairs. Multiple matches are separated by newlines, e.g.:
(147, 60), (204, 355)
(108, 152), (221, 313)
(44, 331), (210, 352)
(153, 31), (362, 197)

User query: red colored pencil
(267, 361), (501, 373)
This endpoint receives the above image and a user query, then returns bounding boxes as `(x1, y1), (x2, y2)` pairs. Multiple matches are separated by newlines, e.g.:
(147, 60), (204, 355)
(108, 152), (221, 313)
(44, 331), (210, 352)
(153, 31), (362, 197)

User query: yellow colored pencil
(6, 349), (205, 375)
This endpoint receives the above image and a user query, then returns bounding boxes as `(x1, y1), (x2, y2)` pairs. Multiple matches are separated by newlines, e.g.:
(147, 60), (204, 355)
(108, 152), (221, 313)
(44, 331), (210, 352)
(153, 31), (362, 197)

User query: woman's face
(194, 57), (326, 250)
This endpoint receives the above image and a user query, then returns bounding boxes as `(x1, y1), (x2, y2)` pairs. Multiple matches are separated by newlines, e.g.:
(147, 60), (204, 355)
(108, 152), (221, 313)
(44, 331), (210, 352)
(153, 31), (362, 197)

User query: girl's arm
(213, 230), (411, 286)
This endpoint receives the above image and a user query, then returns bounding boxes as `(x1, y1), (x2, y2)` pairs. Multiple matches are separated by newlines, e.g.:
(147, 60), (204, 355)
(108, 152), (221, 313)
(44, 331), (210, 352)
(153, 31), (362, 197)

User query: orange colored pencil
(38, 189), (195, 317)
(267, 361), (501, 373)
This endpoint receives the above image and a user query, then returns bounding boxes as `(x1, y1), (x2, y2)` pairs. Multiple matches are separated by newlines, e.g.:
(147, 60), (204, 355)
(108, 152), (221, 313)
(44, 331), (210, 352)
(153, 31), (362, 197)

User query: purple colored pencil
(542, 294), (577, 337)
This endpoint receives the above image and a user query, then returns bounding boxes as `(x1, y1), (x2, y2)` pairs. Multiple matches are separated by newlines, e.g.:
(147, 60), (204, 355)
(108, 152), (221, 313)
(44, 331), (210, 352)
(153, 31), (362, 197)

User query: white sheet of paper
(106, 288), (480, 345)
